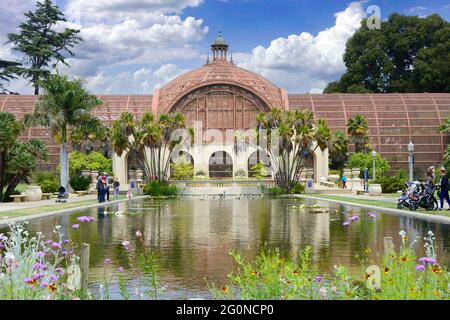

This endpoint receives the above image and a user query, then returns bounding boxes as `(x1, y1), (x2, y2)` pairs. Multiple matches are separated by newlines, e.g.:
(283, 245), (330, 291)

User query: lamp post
(408, 141), (414, 182)
(372, 150), (377, 181)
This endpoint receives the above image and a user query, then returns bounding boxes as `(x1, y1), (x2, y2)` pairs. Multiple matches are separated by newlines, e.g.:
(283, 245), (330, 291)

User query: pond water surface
(2, 197), (450, 299)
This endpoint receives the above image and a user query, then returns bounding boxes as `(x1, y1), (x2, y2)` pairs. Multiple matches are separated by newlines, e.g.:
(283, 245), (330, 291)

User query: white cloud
(84, 64), (189, 94)
(406, 6), (428, 14)
(1, 0), (207, 94)
(236, 2), (366, 93)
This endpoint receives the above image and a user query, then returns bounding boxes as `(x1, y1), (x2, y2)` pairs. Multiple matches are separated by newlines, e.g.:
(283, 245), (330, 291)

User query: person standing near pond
(439, 167), (450, 210)
(98, 176), (108, 203)
(113, 178), (120, 200)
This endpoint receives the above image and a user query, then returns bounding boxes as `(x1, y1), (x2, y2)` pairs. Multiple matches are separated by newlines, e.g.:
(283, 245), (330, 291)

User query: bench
(356, 190), (366, 195)
(10, 195), (26, 203)
(76, 191), (88, 197)
(42, 193), (52, 200)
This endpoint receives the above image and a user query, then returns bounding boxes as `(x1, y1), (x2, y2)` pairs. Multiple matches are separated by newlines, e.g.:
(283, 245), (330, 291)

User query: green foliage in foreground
(210, 232), (449, 300)
(143, 181), (179, 197)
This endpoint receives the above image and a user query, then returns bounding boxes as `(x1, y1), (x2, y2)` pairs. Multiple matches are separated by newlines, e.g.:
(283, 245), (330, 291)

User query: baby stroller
(397, 181), (421, 210)
(56, 186), (69, 203)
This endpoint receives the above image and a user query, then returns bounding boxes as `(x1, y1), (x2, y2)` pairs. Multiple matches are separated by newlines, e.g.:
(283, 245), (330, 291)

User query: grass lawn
(306, 194), (450, 217)
(0, 196), (127, 220)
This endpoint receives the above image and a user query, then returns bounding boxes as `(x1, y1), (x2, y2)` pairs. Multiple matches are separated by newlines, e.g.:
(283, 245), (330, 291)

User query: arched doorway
(126, 152), (141, 182)
(248, 151), (272, 178)
(209, 151), (233, 178)
(170, 151), (194, 180)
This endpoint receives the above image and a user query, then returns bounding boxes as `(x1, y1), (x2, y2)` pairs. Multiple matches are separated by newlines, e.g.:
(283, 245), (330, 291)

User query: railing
(170, 179), (277, 189)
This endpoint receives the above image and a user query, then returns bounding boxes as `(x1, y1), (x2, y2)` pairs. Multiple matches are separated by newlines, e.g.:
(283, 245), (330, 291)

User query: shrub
(34, 172), (57, 184)
(251, 161), (267, 179)
(348, 152), (390, 178)
(375, 175), (407, 193)
(261, 186), (286, 195)
(235, 169), (247, 178)
(291, 183), (305, 194)
(69, 151), (112, 174)
(170, 156), (194, 180)
(143, 181), (178, 197)
(40, 180), (60, 193)
(69, 175), (92, 191)
(195, 170), (206, 176)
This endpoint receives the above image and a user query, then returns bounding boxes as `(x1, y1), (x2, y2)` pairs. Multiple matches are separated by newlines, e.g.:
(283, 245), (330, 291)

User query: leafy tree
(68, 151), (112, 175)
(70, 117), (110, 156)
(329, 131), (349, 170)
(170, 155), (194, 180)
(251, 161), (268, 180)
(256, 108), (331, 193)
(347, 115), (371, 153)
(24, 74), (102, 190)
(7, 0), (82, 95)
(0, 112), (23, 201)
(111, 112), (188, 183)
(325, 14), (450, 93)
(3, 139), (48, 201)
(0, 59), (20, 93)
(348, 152), (390, 179)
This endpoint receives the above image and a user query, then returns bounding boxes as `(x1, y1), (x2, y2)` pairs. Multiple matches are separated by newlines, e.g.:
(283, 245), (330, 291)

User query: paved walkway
(296, 194), (450, 225)
(0, 194), (98, 212)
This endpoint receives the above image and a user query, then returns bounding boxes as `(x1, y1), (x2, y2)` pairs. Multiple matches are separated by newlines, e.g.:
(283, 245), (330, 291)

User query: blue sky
(1, 0), (449, 94)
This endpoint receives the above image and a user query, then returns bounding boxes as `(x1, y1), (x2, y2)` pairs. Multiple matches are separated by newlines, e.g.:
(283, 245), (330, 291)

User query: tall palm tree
(111, 111), (188, 183)
(24, 74), (102, 190)
(0, 112), (23, 201)
(347, 114), (370, 153)
(258, 108), (331, 192)
(70, 117), (107, 153)
(330, 131), (349, 170)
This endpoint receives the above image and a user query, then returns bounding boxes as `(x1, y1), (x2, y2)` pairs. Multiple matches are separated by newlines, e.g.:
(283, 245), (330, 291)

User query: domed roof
(157, 60), (284, 114)
(213, 31), (228, 46)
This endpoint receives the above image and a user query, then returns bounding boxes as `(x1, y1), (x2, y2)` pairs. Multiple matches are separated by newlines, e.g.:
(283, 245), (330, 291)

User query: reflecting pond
(2, 197), (450, 299)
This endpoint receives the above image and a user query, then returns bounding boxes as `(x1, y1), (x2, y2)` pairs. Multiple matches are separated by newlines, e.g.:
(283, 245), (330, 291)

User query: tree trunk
(34, 84), (39, 95)
(0, 150), (6, 202)
(4, 174), (21, 202)
(60, 143), (69, 190)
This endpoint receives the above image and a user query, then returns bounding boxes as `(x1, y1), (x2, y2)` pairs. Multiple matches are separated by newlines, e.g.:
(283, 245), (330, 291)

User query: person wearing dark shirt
(439, 167), (450, 210)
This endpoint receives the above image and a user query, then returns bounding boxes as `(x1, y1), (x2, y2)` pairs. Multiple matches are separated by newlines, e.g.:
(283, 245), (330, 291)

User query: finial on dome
(211, 31), (229, 61)
(206, 53), (210, 64)
(230, 51), (234, 64)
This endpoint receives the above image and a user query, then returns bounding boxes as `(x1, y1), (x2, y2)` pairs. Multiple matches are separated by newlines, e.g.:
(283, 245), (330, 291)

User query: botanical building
(1, 34), (449, 184)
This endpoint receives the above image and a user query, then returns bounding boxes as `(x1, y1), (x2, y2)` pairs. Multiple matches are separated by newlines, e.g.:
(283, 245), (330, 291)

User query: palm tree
(330, 131), (349, 170)
(257, 108), (331, 192)
(24, 74), (102, 190)
(347, 114), (370, 153)
(0, 112), (23, 201)
(3, 139), (48, 201)
(439, 117), (450, 134)
(70, 117), (107, 154)
(111, 111), (188, 183)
